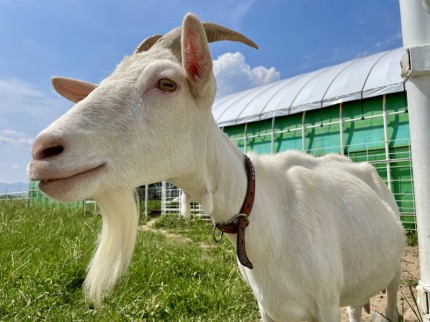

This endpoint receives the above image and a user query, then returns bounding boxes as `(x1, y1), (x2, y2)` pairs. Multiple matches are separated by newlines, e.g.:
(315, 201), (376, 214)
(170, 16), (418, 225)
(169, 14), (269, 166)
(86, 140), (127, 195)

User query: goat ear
(51, 77), (97, 103)
(181, 13), (213, 96)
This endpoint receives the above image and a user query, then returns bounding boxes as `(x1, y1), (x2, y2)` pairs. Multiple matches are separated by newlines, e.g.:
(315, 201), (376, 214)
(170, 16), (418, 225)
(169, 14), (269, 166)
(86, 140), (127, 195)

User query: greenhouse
(213, 47), (415, 229)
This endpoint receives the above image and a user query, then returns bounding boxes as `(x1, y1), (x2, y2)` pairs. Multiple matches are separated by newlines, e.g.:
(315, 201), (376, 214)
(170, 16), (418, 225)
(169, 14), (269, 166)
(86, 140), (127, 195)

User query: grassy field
(0, 201), (259, 321)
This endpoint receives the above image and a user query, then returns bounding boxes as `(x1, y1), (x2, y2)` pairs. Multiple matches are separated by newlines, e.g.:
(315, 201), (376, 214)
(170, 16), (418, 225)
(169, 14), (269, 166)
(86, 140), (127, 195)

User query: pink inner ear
(189, 63), (200, 78)
(182, 20), (212, 88)
(184, 43), (205, 81)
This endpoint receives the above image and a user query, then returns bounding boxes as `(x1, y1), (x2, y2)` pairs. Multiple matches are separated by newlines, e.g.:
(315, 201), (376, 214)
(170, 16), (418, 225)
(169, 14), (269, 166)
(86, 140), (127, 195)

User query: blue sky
(0, 0), (403, 184)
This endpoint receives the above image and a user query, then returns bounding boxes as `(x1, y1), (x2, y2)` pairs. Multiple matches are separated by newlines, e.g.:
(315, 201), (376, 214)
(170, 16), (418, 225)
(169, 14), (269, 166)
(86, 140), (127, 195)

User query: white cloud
(11, 164), (20, 171)
(0, 129), (34, 146)
(213, 52), (281, 98)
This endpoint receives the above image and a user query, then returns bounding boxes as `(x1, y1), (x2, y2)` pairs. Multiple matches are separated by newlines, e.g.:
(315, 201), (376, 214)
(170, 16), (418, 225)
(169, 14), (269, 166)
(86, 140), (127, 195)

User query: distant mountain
(0, 182), (29, 193)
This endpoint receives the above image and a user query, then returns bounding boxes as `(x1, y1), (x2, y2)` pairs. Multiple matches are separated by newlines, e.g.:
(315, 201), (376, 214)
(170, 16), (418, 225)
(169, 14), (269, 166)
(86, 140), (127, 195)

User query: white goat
(28, 13), (406, 322)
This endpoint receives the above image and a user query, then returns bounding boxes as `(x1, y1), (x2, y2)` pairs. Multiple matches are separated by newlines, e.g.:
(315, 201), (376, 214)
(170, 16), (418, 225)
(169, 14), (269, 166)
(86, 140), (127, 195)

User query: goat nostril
(35, 145), (64, 160)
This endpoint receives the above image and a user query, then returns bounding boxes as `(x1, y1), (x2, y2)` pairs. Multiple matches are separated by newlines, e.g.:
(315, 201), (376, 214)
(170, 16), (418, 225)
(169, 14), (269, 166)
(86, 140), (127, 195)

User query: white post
(339, 103), (344, 155)
(399, 0), (430, 319)
(271, 116), (275, 153)
(27, 180), (31, 207)
(301, 111), (306, 152)
(382, 95), (392, 191)
(144, 185), (149, 219)
(244, 123), (248, 153)
(161, 181), (166, 215)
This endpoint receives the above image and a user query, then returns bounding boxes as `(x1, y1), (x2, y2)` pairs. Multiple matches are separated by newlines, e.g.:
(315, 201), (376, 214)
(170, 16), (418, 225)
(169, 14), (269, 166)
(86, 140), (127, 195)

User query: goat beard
(83, 186), (139, 307)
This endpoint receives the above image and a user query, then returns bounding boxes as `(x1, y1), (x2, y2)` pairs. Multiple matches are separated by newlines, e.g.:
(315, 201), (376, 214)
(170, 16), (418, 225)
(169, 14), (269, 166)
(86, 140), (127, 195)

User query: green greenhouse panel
(275, 131), (302, 153)
(223, 124), (246, 153)
(390, 148), (414, 217)
(273, 114), (302, 153)
(347, 149), (385, 164)
(387, 92), (410, 147)
(304, 106), (340, 155)
(343, 97), (383, 119)
(344, 126), (385, 152)
(247, 120), (273, 154)
(388, 113), (410, 147)
(385, 92), (408, 113)
(248, 138), (272, 154)
(223, 124), (246, 139)
(343, 98), (384, 151)
(246, 119), (273, 136)
(401, 215), (416, 230)
(306, 124), (341, 155)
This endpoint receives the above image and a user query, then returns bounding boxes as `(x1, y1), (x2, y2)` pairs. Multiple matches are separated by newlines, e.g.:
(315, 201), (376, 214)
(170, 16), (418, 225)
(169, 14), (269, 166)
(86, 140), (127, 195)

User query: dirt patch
(340, 246), (420, 321)
(139, 219), (215, 249)
(139, 220), (193, 244)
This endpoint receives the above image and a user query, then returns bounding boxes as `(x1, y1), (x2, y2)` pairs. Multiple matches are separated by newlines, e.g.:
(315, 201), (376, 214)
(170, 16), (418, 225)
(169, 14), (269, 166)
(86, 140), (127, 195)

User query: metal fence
(0, 190), (29, 202)
(160, 181), (206, 218)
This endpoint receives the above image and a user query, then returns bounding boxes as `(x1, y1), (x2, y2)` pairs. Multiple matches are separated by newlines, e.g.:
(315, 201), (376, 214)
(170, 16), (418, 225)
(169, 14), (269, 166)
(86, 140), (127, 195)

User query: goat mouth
(38, 163), (106, 195)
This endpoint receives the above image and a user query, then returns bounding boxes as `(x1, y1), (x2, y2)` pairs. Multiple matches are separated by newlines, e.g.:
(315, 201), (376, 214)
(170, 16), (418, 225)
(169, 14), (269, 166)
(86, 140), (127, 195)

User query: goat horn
(203, 23), (258, 49)
(152, 22), (258, 60)
(133, 35), (163, 55)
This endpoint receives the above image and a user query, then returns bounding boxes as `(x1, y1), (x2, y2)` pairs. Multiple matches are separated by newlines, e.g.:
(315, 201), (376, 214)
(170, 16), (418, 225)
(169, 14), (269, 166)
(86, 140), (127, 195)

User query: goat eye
(157, 78), (177, 92)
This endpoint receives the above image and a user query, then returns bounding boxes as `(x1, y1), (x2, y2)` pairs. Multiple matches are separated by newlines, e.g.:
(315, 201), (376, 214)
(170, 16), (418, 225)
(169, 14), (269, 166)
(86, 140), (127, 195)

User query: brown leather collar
(213, 155), (255, 269)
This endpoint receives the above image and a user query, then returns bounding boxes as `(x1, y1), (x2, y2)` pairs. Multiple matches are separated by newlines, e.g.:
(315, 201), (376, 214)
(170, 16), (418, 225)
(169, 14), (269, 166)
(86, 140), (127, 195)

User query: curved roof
(213, 47), (405, 127)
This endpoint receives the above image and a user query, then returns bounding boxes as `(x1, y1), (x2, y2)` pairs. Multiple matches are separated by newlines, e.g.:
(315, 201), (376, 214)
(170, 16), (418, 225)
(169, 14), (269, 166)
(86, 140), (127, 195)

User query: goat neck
(169, 122), (249, 225)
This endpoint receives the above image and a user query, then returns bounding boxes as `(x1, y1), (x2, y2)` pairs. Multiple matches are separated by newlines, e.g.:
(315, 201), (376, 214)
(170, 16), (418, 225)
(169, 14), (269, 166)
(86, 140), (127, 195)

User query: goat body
(237, 152), (405, 321)
(28, 13), (406, 322)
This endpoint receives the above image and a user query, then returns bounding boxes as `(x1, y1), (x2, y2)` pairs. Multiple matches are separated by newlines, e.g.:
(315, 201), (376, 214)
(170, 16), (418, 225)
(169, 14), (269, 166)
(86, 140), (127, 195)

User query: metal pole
(244, 123), (248, 153)
(301, 111), (306, 152)
(144, 185), (149, 219)
(399, 0), (430, 319)
(382, 95), (392, 191)
(339, 103), (344, 155)
(271, 116), (275, 153)
(161, 181), (166, 215)
(27, 180), (31, 208)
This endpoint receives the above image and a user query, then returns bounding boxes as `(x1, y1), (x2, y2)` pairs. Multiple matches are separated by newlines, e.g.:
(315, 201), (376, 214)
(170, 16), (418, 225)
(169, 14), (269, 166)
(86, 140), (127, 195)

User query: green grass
(406, 230), (418, 247)
(0, 201), (259, 321)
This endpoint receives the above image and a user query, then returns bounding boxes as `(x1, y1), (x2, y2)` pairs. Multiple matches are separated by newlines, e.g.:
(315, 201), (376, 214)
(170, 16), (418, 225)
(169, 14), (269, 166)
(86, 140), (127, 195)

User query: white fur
(84, 187), (139, 306)
(28, 13), (406, 321)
